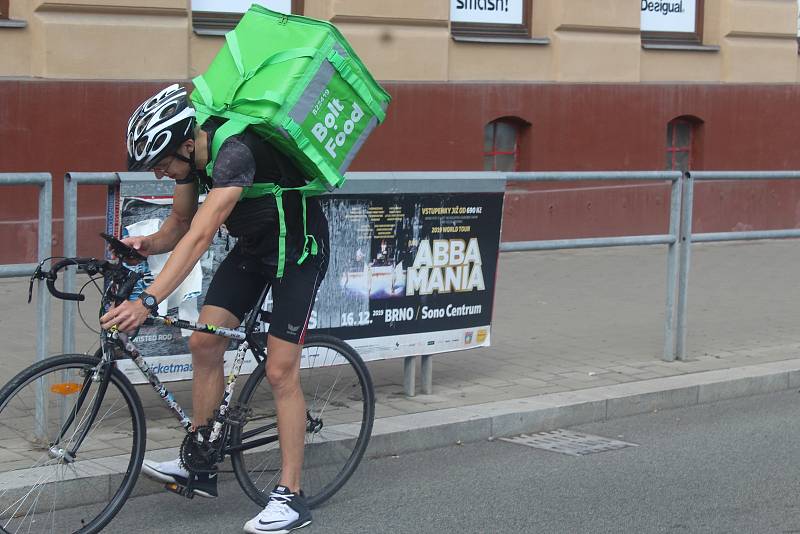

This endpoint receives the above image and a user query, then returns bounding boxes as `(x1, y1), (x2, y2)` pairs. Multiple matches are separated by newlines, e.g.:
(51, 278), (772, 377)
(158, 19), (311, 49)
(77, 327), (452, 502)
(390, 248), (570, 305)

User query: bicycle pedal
(164, 482), (195, 499)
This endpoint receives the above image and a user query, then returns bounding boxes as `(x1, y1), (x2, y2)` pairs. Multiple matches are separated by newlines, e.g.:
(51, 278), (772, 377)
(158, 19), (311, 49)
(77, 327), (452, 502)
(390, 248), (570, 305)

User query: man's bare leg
(265, 334), (306, 493)
(188, 305), (241, 427)
(139, 305), (240, 494)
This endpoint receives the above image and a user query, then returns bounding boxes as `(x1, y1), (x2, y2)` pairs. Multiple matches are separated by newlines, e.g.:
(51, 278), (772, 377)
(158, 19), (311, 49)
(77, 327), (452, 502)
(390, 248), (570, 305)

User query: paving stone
(0, 449), (27, 463)
(4, 242), (800, 494)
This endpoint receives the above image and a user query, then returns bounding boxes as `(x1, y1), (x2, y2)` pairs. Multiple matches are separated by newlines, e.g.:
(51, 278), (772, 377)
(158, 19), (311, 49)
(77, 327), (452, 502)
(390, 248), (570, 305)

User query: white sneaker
(140, 458), (218, 498)
(243, 486), (312, 533)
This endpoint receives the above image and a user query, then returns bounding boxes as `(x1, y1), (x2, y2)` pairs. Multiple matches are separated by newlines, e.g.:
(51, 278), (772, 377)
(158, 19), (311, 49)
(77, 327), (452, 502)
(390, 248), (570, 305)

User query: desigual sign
(450, 0), (524, 25)
(640, 0), (697, 33)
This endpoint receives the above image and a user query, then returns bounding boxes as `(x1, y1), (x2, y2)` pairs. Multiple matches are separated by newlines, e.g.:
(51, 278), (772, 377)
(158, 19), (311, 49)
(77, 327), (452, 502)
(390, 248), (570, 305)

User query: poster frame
(110, 171), (507, 384)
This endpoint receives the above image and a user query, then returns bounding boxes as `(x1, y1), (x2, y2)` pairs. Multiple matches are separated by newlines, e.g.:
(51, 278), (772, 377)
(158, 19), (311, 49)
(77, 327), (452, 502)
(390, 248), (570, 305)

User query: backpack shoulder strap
(206, 119), (249, 176)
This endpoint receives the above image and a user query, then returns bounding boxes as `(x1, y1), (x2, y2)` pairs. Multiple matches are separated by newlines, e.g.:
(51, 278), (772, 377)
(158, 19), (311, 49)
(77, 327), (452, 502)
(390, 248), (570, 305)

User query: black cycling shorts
(203, 247), (327, 345)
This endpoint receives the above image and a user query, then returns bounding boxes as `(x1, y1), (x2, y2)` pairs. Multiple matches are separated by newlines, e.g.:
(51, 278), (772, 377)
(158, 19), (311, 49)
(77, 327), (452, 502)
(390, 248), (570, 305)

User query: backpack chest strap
(240, 182), (321, 278)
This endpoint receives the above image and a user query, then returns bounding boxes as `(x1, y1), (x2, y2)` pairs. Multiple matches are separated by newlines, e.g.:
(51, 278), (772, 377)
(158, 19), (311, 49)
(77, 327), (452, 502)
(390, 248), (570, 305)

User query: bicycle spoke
(0, 356), (145, 534)
(314, 367), (346, 422)
(21, 471), (50, 533)
(232, 335), (374, 509)
(251, 457), (280, 489)
(49, 463), (60, 534)
(5, 466), (56, 531)
(2, 470), (50, 521)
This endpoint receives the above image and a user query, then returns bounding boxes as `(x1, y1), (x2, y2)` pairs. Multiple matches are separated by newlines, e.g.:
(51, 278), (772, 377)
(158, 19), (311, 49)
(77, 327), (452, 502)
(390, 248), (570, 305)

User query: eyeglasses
(150, 156), (175, 179)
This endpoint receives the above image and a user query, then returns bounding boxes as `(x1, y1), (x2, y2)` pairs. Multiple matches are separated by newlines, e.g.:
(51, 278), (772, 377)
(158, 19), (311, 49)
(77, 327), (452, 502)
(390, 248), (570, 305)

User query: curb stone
(2, 359), (799, 511)
(364, 359), (800, 457)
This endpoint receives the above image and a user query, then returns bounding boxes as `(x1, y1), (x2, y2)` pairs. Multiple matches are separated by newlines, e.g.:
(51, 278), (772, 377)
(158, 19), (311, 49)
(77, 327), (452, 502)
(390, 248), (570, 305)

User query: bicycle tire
(0, 354), (146, 534)
(230, 333), (375, 509)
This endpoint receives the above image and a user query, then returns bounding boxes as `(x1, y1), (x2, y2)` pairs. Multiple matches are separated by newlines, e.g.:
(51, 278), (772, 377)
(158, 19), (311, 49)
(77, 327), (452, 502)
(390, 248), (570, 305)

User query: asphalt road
(65, 389), (800, 533)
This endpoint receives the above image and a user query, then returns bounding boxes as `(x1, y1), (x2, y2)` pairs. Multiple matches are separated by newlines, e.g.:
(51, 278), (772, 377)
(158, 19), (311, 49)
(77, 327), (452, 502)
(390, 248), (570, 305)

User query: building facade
(1, 0), (799, 261)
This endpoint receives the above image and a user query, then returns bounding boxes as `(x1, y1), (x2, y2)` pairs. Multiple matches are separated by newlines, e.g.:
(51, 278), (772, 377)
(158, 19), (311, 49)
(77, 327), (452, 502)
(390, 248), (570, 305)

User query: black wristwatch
(139, 291), (159, 315)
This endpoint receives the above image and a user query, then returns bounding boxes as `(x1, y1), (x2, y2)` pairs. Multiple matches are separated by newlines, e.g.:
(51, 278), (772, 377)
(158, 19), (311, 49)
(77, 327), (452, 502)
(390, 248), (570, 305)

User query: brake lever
(27, 269), (37, 304)
(27, 261), (53, 304)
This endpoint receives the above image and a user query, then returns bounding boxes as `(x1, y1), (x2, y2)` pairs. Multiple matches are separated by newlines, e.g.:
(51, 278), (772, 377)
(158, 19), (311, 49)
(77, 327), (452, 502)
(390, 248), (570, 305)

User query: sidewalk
(2, 240), (800, 497)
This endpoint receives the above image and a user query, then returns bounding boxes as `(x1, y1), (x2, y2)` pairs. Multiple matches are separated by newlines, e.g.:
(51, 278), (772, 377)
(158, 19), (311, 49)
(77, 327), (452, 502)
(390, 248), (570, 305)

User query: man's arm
(144, 181), (200, 255)
(100, 186), (242, 332)
(144, 186), (241, 303)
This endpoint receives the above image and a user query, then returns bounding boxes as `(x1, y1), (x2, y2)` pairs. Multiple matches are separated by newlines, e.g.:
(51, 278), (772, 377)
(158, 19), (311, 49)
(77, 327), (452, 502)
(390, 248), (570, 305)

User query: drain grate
(499, 429), (638, 456)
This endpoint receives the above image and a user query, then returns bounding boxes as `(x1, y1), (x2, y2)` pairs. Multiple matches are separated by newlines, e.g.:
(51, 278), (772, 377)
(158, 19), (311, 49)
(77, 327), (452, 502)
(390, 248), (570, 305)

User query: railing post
(675, 171), (694, 360)
(62, 174), (77, 355)
(662, 174), (683, 361)
(35, 175), (53, 442)
(61, 173), (120, 356)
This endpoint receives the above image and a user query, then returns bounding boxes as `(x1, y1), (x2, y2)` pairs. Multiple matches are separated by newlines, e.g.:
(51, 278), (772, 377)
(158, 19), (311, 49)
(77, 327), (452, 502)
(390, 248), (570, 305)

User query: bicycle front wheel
(0, 354), (146, 534)
(230, 334), (375, 509)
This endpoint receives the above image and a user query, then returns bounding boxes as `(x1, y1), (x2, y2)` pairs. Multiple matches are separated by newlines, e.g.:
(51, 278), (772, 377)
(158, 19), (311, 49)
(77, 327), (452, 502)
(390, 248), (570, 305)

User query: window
(665, 118), (700, 171)
(451, 0), (533, 40)
(484, 119), (523, 172)
(641, 0), (704, 45)
(192, 0), (304, 36)
(0, 0), (25, 27)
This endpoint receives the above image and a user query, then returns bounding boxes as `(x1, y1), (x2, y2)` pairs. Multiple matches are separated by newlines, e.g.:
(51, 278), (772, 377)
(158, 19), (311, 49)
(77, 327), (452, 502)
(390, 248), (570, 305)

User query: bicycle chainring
(179, 425), (218, 473)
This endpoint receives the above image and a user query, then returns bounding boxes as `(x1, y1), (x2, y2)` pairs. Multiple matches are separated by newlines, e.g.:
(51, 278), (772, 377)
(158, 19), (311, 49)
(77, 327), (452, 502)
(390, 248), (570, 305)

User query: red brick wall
(2, 80), (800, 263)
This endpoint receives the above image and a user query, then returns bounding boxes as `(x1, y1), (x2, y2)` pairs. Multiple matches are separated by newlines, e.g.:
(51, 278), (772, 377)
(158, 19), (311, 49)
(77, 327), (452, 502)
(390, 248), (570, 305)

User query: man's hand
(100, 299), (151, 333)
(122, 235), (152, 255)
(108, 236), (153, 264)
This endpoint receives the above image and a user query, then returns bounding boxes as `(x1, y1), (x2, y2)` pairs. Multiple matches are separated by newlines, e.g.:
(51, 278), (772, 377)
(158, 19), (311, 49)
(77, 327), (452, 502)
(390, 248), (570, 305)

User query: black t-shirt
(198, 120), (329, 270)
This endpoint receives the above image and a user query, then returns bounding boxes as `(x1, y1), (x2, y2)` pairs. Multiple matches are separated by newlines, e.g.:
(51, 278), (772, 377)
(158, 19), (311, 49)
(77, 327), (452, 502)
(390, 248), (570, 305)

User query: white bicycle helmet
(126, 84), (196, 171)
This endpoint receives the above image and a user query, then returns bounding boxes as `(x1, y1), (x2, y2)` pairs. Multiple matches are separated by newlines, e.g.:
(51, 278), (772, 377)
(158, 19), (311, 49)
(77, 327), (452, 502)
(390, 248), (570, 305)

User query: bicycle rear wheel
(230, 334), (374, 508)
(0, 354), (145, 534)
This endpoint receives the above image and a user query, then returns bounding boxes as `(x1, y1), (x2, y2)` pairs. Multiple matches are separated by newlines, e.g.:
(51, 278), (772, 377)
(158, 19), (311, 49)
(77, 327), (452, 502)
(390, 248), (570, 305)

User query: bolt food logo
(406, 238), (485, 296)
(309, 89), (365, 162)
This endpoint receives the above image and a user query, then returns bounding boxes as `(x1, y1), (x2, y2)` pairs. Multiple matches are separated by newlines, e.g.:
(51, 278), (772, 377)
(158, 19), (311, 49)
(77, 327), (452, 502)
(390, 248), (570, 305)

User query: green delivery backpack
(190, 4), (391, 276)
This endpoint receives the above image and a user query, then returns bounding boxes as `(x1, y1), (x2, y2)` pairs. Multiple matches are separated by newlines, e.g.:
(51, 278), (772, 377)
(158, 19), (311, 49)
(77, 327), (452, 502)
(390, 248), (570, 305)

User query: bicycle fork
(48, 361), (113, 463)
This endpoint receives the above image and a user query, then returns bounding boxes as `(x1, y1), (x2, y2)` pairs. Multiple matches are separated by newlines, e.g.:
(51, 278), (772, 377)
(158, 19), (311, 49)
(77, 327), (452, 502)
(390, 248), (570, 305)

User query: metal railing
(0, 173), (52, 439)
(56, 170), (685, 401)
(49, 169), (800, 385)
(674, 171), (800, 359)
(501, 171), (684, 361)
(62, 173), (119, 355)
(0, 174), (52, 278)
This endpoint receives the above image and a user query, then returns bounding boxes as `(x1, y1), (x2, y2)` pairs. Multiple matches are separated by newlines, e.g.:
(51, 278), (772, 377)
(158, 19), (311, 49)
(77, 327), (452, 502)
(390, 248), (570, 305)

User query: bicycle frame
(58, 282), (274, 461)
(115, 319), (248, 438)
(116, 282), (271, 443)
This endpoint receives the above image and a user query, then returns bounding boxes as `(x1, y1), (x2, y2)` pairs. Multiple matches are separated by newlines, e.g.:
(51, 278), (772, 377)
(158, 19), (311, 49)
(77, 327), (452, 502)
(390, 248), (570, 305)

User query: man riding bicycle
(100, 84), (328, 534)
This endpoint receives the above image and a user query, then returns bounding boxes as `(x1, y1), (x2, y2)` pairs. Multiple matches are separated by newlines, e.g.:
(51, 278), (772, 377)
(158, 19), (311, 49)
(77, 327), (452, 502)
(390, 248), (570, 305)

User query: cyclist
(100, 84), (327, 533)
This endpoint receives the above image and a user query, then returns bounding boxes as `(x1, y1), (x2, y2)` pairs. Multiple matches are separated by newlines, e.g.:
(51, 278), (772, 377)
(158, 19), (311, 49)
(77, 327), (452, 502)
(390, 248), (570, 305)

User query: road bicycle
(0, 235), (375, 534)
